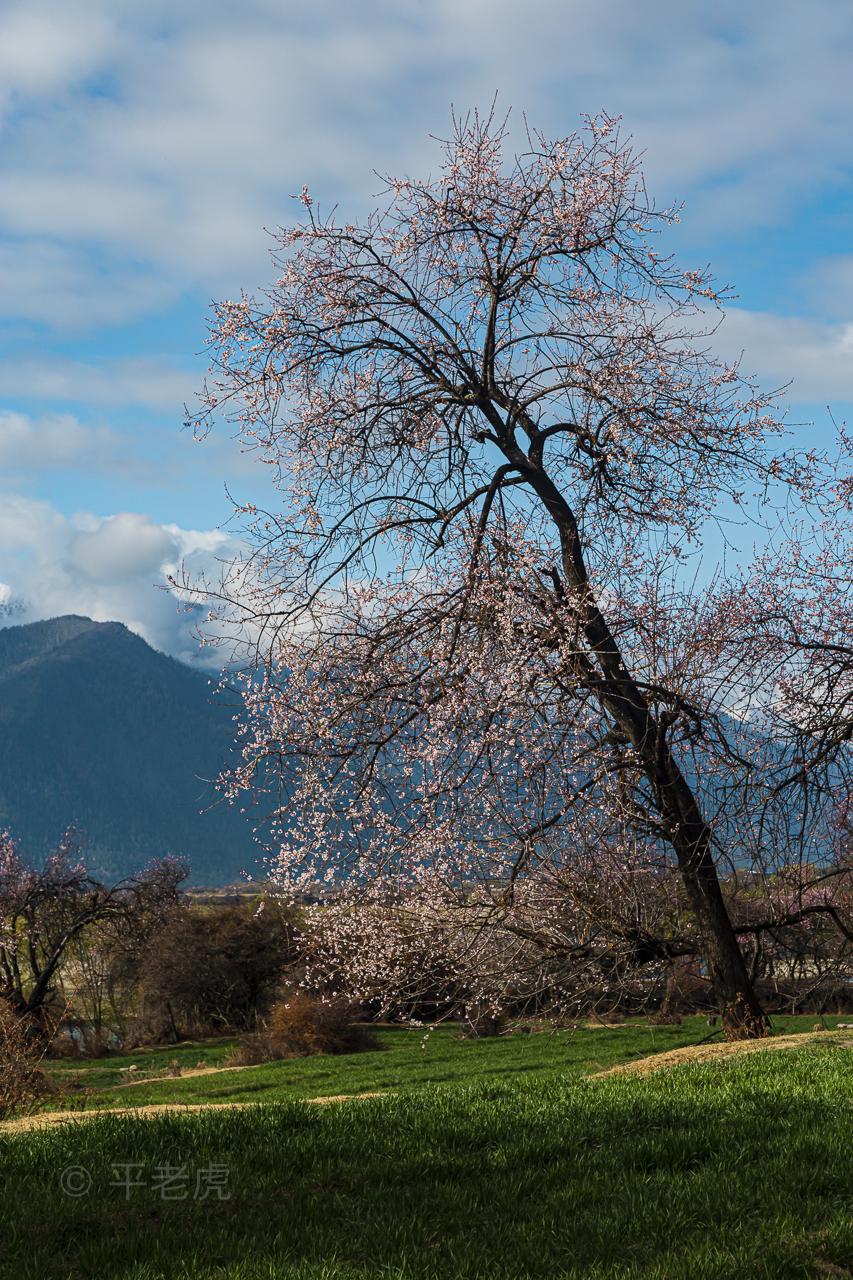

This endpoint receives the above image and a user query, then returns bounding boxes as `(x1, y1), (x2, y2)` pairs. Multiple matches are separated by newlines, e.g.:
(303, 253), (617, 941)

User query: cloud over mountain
(0, 497), (240, 666)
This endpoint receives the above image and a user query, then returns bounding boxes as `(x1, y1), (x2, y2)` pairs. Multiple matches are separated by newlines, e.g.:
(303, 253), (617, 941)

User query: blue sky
(1, 0), (852, 663)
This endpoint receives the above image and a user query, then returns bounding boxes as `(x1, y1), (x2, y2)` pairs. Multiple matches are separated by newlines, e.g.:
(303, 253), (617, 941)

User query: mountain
(0, 615), (259, 885)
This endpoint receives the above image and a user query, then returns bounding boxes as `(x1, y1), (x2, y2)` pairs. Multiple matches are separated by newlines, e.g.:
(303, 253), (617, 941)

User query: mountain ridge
(0, 615), (258, 885)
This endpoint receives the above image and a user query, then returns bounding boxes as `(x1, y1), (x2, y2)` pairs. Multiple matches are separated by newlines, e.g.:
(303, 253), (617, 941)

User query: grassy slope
(2, 1042), (851, 1279)
(38, 1014), (846, 1111)
(42, 1037), (240, 1094)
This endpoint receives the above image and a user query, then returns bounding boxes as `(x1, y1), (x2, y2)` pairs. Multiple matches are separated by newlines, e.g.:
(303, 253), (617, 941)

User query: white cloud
(68, 513), (175, 579)
(0, 409), (151, 476)
(0, 357), (196, 413)
(0, 3), (115, 99)
(713, 308), (853, 403)
(1, 0), (852, 328)
(0, 496), (241, 665)
(0, 241), (177, 331)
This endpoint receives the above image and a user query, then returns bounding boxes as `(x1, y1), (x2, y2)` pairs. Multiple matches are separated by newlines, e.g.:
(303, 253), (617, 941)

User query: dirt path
(1, 1091), (393, 1135)
(106, 1059), (273, 1090)
(592, 1029), (853, 1079)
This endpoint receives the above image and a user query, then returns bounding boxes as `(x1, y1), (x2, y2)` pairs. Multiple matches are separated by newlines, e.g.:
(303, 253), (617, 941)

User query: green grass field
(40, 1036), (241, 1096)
(39, 1020), (702, 1111)
(2, 1018), (852, 1278)
(36, 1013), (847, 1111)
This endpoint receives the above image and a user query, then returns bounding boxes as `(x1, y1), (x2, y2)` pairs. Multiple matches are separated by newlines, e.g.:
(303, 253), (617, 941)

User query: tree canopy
(191, 108), (853, 1037)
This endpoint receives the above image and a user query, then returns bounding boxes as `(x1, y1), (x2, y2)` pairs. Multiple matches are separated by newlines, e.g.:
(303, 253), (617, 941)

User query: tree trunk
(615, 694), (769, 1039)
(644, 735), (769, 1039)
(515, 451), (770, 1039)
(674, 837), (769, 1039)
(165, 1001), (180, 1044)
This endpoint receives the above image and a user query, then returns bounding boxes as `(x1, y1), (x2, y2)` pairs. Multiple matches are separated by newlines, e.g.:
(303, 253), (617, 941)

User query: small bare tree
(0, 998), (49, 1119)
(0, 829), (185, 1028)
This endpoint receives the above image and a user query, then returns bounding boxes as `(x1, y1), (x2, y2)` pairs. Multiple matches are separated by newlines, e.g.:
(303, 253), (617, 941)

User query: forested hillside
(0, 616), (257, 884)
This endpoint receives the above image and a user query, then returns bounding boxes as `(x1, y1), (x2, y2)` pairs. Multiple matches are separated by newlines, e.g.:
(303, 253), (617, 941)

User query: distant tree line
(2, 827), (852, 1062)
(0, 831), (298, 1050)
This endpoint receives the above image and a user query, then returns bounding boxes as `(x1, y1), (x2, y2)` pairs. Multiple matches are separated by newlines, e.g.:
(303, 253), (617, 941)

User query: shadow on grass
(3, 1049), (853, 1279)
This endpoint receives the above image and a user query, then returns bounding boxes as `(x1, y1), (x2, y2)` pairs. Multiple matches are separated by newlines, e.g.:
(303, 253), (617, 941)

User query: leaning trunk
(629, 711), (769, 1039)
(645, 714), (769, 1039)
(671, 824), (769, 1039)
(509, 442), (770, 1039)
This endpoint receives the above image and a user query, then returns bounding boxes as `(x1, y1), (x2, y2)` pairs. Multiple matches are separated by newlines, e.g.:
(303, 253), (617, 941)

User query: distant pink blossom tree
(192, 107), (852, 1038)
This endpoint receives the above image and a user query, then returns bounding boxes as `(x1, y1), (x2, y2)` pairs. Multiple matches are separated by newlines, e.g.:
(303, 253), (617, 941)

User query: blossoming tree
(192, 108), (851, 1038)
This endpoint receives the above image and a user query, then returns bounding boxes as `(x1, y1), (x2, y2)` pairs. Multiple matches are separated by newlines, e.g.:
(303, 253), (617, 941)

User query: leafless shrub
(229, 992), (379, 1064)
(459, 1005), (508, 1038)
(649, 1009), (683, 1026)
(0, 1000), (52, 1119)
